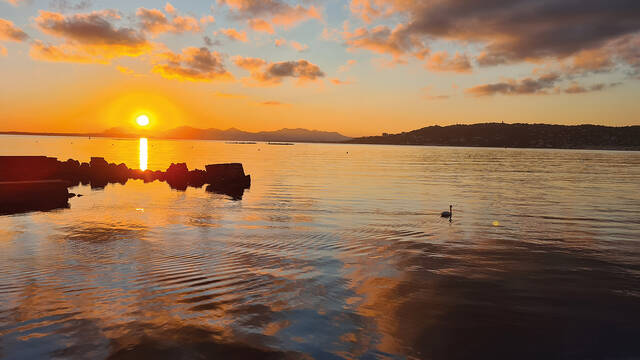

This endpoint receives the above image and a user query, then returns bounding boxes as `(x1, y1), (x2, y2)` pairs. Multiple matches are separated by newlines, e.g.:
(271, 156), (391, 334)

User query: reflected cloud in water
(1, 137), (640, 359)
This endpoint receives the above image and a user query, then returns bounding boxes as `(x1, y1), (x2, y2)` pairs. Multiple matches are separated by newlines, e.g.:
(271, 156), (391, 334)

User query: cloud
(563, 82), (620, 94)
(152, 46), (233, 82)
(29, 40), (96, 63)
(260, 100), (287, 106)
(349, 0), (398, 23)
(4, 0), (26, 6)
(213, 91), (247, 99)
(116, 65), (134, 74)
(32, 11), (152, 63)
(425, 51), (472, 73)
(338, 59), (357, 72)
(203, 35), (220, 47)
(0, 44), (7, 56)
(0, 18), (29, 42)
(349, 0), (640, 70)
(289, 41), (308, 52)
(233, 56), (324, 85)
(466, 73), (561, 97)
(273, 38), (308, 52)
(219, 28), (247, 42)
(49, 0), (92, 12)
(422, 85), (451, 100)
(217, 0), (321, 29)
(330, 78), (353, 85)
(248, 19), (273, 34)
(343, 24), (429, 61)
(164, 2), (176, 15)
(200, 15), (215, 24)
(136, 7), (201, 35)
(233, 56), (267, 70)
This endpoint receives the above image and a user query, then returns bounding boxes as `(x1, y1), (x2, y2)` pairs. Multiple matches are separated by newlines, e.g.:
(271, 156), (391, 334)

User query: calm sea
(1, 135), (640, 359)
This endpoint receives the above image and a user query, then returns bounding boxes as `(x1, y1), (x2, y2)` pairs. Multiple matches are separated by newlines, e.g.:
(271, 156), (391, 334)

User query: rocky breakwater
(0, 156), (251, 214)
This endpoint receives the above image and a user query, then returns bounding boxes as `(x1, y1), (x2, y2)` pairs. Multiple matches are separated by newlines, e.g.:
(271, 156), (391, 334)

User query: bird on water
(441, 205), (452, 218)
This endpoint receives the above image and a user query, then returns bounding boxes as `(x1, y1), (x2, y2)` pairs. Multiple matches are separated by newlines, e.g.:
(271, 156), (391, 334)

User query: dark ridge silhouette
(0, 156), (251, 215)
(348, 123), (640, 150)
(0, 127), (351, 143)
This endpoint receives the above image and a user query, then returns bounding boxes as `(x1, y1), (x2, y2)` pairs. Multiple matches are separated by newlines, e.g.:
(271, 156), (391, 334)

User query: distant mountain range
(4, 123), (640, 150)
(0, 127), (352, 143)
(348, 123), (640, 150)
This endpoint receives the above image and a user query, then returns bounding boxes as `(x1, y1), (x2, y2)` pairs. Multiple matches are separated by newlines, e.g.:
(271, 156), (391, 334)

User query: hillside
(0, 127), (351, 143)
(348, 123), (640, 150)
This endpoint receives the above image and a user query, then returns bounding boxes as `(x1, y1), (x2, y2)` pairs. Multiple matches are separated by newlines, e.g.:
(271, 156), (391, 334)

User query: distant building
(382, 132), (390, 137)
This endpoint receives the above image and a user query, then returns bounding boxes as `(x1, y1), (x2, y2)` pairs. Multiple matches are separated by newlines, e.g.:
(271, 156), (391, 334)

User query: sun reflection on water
(139, 137), (148, 171)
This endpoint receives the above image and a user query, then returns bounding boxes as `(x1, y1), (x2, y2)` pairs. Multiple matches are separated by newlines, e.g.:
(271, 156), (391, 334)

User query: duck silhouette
(441, 205), (452, 218)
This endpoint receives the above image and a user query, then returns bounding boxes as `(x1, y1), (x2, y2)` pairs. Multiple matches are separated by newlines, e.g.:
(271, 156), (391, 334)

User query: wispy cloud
(0, 18), (29, 41)
(219, 28), (247, 42)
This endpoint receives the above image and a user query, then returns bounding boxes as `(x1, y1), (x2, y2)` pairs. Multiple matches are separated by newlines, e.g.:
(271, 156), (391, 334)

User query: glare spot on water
(492, 220), (500, 227)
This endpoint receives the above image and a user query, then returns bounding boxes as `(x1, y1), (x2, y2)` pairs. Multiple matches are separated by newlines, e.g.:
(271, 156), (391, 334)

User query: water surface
(1, 135), (640, 359)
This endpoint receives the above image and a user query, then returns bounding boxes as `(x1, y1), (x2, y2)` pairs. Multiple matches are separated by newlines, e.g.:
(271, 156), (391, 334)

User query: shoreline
(1, 132), (639, 152)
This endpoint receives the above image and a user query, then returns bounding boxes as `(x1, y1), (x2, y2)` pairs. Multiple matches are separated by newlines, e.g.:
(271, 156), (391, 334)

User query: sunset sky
(1, 0), (639, 137)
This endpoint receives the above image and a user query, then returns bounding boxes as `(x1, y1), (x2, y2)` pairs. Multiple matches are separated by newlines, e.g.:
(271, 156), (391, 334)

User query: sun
(136, 114), (150, 127)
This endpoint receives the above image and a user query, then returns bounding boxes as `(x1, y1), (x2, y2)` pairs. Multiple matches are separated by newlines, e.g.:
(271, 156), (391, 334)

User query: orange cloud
(248, 19), (274, 34)
(116, 65), (134, 74)
(4, 0), (26, 6)
(29, 40), (96, 63)
(344, 24), (428, 61)
(349, 0), (401, 23)
(32, 10), (151, 63)
(330, 78), (354, 85)
(200, 15), (215, 24)
(271, 5), (321, 27)
(213, 91), (247, 99)
(219, 28), (247, 42)
(218, 0), (321, 29)
(425, 52), (472, 73)
(152, 46), (233, 82)
(0, 18), (29, 41)
(273, 38), (308, 52)
(232, 56), (267, 70)
(164, 2), (176, 15)
(466, 73), (561, 97)
(0, 44), (7, 56)
(259, 100), (287, 106)
(290, 41), (308, 52)
(136, 7), (201, 35)
(338, 59), (357, 72)
(234, 56), (325, 86)
(422, 86), (451, 100)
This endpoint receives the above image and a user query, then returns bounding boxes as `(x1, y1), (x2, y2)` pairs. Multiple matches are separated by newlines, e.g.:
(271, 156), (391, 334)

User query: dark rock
(0, 156), (59, 181)
(205, 163), (251, 189)
(90, 157), (108, 169)
(0, 180), (71, 215)
(166, 163), (189, 191)
(0, 156), (252, 206)
(188, 169), (207, 188)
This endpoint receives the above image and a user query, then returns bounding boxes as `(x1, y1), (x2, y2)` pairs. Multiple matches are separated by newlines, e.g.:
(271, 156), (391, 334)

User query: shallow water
(1, 135), (640, 359)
